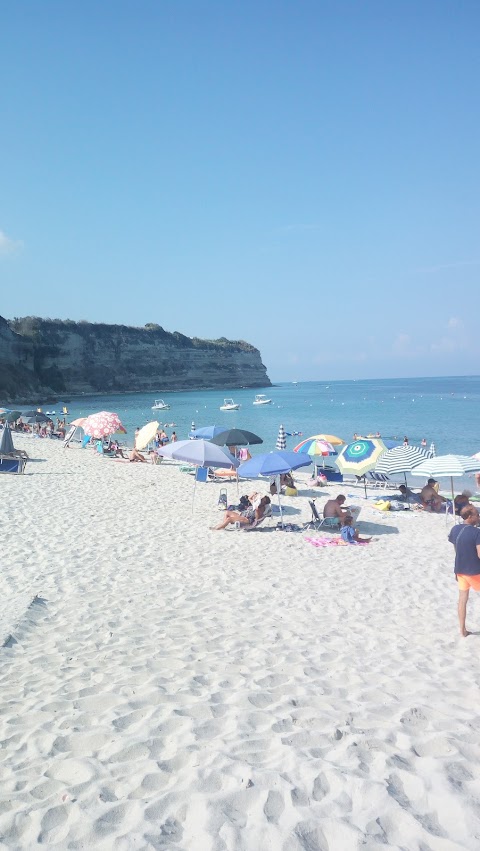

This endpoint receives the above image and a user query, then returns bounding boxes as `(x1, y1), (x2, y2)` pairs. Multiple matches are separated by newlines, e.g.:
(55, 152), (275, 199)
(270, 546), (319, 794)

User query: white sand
(1, 436), (480, 850)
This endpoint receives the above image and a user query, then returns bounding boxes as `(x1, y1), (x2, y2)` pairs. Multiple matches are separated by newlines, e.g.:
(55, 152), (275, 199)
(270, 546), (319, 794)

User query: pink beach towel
(305, 536), (368, 548)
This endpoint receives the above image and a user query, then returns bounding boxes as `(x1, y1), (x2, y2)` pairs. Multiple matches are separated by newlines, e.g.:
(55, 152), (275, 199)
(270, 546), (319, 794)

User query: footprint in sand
(264, 790), (284, 823)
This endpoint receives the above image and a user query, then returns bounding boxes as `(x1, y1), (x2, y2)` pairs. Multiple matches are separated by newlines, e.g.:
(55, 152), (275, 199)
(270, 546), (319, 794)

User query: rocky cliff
(0, 317), (271, 402)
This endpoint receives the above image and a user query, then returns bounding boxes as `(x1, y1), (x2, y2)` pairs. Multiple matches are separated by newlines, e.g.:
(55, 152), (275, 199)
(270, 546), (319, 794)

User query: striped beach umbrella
(375, 444), (430, 483)
(411, 454), (480, 521)
(429, 442), (436, 458)
(275, 424), (287, 451)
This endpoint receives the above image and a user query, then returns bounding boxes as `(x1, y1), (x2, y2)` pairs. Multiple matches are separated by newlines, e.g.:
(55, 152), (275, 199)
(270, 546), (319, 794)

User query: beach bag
(285, 486), (298, 496)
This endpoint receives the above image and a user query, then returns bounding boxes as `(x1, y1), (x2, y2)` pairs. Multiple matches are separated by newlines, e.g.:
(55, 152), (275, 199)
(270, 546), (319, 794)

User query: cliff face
(0, 317), (270, 401)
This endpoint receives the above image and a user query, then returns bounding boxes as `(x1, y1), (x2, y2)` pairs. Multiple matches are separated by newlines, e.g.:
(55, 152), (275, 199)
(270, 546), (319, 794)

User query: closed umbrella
(336, 438), (386, 496)
(275, 425), (287, 451)
(136, 421), (159, 450)
(411, 455), (480, 522)
(238, 450), (312, 526)
(375, 444), (430, 484)
(0, 422), (15, 454)
(158, 439), (238, 512)
(83, 411), (125, 439)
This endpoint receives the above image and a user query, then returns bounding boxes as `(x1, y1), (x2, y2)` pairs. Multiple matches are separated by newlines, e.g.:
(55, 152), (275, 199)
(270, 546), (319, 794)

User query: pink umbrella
(83, 411), (126, 438)
(70, 417), (87, 427)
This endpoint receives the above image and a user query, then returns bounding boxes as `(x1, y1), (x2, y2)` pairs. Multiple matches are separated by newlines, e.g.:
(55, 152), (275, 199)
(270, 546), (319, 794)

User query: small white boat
(220, 398), (240, 411)
(253, 394), (272, 405)
(151, 399), (170, 410)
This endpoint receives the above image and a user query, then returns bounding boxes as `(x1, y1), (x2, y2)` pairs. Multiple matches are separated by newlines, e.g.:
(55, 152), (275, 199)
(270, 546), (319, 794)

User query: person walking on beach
(449, 506), (480, 637)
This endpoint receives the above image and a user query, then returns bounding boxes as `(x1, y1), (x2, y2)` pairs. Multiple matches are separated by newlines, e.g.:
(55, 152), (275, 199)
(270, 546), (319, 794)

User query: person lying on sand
(449, 505), (480, 637)
(340, 513), (371, 544)
(398, 485), (423, 505)
(211, 496), (271, 530)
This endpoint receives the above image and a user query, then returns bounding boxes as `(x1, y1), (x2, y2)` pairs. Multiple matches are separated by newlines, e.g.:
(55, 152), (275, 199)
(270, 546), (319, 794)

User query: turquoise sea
(45, 375), (479, 457)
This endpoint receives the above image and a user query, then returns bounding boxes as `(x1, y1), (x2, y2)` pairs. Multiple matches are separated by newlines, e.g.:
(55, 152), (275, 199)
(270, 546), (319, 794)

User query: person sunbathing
(129, 448), (147, 462)
(420, 479), (446, 511)
(211, 496), (271, 530)
(340, 513), (371, 543)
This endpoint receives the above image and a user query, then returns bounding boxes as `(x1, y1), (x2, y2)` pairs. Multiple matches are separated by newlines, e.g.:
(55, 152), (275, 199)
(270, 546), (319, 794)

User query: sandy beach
(1, 436), (480, 850)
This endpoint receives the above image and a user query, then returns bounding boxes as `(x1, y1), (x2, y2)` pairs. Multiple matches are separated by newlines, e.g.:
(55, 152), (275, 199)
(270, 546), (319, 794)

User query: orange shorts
(457, 574), (480, 591)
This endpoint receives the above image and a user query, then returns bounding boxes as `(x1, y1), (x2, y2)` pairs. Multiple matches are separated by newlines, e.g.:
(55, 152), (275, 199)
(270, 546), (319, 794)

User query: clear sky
(1, 1), (479, 381)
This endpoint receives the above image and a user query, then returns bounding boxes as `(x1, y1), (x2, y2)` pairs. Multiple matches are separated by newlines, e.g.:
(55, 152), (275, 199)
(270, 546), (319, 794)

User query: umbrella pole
(192, 471), (197, 514)
(276, 475), (283, 527)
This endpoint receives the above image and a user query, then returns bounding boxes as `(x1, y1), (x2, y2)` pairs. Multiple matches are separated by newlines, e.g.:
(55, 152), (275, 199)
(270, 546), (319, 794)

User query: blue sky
(1, 1), (479, 381)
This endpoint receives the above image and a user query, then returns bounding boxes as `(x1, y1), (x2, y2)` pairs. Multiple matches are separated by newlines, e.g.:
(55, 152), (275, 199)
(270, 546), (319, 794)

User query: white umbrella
(375, 444), (429, 484)
(411, 455), (480, 523)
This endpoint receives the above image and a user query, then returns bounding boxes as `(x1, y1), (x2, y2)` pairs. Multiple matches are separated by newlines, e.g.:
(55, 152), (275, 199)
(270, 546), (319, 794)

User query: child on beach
(340, 513), (371, 544)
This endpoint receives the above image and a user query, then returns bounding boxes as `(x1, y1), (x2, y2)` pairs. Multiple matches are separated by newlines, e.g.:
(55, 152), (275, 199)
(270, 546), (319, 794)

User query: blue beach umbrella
(188, 425), (228, 440)
(238, 450), (312, 526)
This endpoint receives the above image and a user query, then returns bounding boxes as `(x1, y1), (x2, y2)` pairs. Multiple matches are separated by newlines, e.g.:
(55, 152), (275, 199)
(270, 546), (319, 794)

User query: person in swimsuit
(211, 496), (271, 530)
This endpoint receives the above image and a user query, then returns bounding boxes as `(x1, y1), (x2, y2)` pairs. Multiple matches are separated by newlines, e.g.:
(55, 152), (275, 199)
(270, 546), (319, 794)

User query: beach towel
(305, 536), (368, 548)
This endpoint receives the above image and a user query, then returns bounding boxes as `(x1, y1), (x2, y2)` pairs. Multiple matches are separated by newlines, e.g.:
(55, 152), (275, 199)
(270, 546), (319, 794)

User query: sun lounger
(0, 456), (26, 474)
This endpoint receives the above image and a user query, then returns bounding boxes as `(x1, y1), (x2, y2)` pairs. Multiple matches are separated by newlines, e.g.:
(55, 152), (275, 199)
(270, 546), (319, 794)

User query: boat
(253, 394), (272, 405)
(220, 398), (240, 411)
(151, 399), (171, 410)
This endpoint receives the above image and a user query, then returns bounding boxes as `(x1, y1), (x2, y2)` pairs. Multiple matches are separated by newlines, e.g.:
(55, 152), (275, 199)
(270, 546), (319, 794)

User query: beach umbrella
(211, 428), (263, 447)
(429, 442), (436, 458)
(336, 438), (386, 496)
(70, 417), (87, 427)
(238, 450), (312, 526)
(0, 408), (11, 416)
(0, 423), (15, 454)
(83, 411), (125, 439)
(188, 425), (228, 440)
(411, 455), (480, 523)
(293, 436), (337, 472)
(5, 410), (21, 423)
(158, 439), (238, 468)
(315, 433), (344, 445)
(375, 444), (429, 484)
(24, 413), (53, 424)
(158, 439), (238, 512)
(275, 424), (287, 451)
(136, 421), (159, 450)
(382, 439), (402, 449)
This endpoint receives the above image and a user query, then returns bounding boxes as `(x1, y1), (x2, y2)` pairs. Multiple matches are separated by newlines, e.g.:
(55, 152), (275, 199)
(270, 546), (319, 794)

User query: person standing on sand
(449, 506), (480, 637)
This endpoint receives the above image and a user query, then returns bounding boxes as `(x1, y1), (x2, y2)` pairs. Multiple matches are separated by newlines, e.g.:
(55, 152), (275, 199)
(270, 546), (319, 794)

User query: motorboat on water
(151, 399), (171, 410)
(253, 394), (272, 405)
(220, 398), (240, 411)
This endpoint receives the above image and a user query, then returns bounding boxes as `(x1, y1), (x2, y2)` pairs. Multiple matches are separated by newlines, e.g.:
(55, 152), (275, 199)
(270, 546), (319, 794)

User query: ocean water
(45, 375), (479, 458)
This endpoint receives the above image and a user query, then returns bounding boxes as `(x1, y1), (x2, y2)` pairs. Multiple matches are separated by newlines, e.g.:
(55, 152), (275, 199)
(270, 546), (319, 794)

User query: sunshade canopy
(136, 421), (159, 450)
(411, 455), (480, 478)
(375, 445), (429, 475)
(211, 428), (263, 447)
(83, 411), (125, 438)
(24, 413), (53, 424)
(336, 438), (386, 476)
(158, 439), (238, 468)
(294, 437), (337, 457)
(238, 450), (312, 478)
(315, 433), (344, 445)
(188, 425), (228, 440)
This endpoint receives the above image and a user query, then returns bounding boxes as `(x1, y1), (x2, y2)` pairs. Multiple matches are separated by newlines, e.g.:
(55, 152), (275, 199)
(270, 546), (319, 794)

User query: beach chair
(0, 456), (26, 474)
(195, 467), (208, 482)
(304, 499), (326, 530)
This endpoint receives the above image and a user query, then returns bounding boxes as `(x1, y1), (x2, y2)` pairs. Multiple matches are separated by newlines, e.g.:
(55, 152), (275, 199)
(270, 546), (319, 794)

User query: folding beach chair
(195, 467), (208, 483)
(303, 499), (325, 530)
